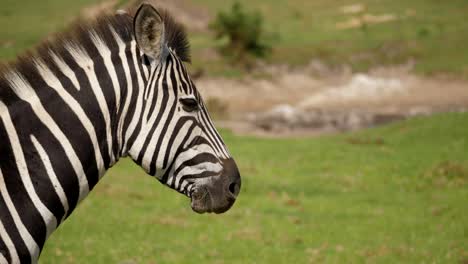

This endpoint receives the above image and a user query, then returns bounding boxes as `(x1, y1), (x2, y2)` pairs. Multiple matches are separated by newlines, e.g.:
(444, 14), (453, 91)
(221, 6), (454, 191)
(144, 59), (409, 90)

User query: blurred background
(1, 0), (467, 263)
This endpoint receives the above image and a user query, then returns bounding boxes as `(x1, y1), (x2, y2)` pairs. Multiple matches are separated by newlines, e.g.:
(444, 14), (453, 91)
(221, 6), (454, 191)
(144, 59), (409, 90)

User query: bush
(209, 1), (272, 66)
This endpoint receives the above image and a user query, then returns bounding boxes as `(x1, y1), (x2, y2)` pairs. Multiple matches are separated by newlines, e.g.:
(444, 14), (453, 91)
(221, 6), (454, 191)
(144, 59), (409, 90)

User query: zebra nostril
(228, 182), (238, 197)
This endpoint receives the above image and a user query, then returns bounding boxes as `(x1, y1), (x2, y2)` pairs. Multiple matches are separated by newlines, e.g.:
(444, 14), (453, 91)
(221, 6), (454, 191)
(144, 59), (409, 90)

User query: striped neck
(0, 14), (151, 262)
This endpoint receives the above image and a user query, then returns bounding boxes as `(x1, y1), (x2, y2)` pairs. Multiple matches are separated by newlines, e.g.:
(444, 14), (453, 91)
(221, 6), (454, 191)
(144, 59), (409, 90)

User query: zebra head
(127, 4), (241, 214)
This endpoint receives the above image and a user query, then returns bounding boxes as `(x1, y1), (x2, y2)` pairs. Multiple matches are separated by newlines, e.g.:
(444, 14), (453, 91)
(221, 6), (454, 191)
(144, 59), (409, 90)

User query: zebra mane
(158, 9), (191, 63)
(0, 13), (132, 81)
(0, 7), (190, 82)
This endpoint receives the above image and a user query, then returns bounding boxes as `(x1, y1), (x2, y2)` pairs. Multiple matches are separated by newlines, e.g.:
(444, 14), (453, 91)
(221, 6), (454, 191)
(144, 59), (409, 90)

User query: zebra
(0, 3), (241, 263)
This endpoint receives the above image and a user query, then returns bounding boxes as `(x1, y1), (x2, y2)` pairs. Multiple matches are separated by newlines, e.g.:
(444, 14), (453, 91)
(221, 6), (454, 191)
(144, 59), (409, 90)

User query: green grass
(40, 112), (468, 263)
(2, 1), (468, 78)
(189, 0), (468, 77)
(1, 2), (466, 263)
(0, 0), (110, 61)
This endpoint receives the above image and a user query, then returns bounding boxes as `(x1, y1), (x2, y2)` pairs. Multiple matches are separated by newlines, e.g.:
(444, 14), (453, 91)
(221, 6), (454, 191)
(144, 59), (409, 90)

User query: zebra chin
(189, 158), (241, 214)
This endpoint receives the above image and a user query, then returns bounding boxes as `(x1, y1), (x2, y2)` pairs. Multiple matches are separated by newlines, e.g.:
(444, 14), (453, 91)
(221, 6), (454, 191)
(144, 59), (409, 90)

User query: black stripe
(162, 116), (197, 168)
(54, 47), (111, 171)
(108, 34), (128, 160)
(0, 194), (31, 263)
(135, 60), (170, 166)
(174, 152), (219, 179)
(198, 111), (224, 156)
(21, 61), (101, 189)
(148, 58), (179, 175)
(120, 44), (141, 153)
(200, 99), (228, 156)
(0, 107), (47, 250)
(176, 171), (220, 188)
(160, 123), (198, 183)
(0, 236), (11, 263)
(144, 66), (162, 123)
(173, 55), (189, 94)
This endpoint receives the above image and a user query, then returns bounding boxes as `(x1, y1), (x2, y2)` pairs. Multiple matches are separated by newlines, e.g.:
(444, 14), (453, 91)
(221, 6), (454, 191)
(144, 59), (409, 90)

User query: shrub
(209, 1), (272, 66)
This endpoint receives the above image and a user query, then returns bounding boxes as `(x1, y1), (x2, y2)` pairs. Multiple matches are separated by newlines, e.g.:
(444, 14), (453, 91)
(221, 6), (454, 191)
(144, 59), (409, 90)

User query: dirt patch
(78, 2), (468, 137)
(198, 62), (468, 137)
(336, 14), (397, 30)
(298, 73), (406, 107)
(422, 161), (468, 188)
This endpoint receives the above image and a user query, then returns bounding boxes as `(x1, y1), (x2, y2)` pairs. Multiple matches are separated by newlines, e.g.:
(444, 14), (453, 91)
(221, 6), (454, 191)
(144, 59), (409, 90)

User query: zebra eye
(179, 98), (199, 112)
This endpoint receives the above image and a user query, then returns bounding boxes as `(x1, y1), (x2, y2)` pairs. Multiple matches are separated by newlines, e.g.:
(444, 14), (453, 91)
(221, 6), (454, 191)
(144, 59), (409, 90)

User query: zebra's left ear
(133, 4), (166, 61)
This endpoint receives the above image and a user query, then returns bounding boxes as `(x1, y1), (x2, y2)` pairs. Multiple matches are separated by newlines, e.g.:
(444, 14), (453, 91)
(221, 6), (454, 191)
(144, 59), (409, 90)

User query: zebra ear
(133, 4), (166, 60)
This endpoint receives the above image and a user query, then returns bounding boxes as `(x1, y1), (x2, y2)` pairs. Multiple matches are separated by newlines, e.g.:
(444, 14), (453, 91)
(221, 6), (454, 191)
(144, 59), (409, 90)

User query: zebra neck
(0, 39), (149, 263)
(0, 15), (152, 262)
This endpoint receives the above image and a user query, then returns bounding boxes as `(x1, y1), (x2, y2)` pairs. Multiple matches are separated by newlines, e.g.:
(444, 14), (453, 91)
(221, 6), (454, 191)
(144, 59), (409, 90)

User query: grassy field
(189, 0), (468, 77)
(1, 2), (467, 263)
(2, 0), (468, 77)
(0, 0), (116, 60)
(39, 113), (468, 263)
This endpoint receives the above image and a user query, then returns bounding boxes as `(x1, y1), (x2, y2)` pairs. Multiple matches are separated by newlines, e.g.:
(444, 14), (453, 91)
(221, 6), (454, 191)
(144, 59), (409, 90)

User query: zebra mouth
(190, 186), (212, 214)
(189, 178), (238, 214)
(187, 159), (241, 214)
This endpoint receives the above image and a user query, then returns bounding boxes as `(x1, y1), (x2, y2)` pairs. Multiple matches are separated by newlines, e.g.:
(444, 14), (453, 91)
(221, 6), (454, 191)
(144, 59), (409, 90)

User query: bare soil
(84, 1), (468, 137)
(196, 62), (468, 136)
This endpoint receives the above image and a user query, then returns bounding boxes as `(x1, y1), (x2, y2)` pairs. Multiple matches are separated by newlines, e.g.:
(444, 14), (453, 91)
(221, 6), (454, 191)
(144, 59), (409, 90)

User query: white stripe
(0, 254), (8, 264)
(153, 118), (193, 181)
(175, 58), (190, 92)
(199, 111), (229, 159)
(154, 61), (185, 168)
(0, 156), (40, 262)
(0, 213), (20, 264)
(166, 120), (193, 167)
(0, 100), (57, 239)
(35, 59), (105, 176)
(30, 135), (69, 224)
(178, 144), (217, 164)
(50, 52), (80, 91)
(66, 43), (115, 165)
(193, 109), (223, 158)
(4, 72), (89, 202)
(174, 162), (223, 189)
(127, 57), (162, 159)
(90, 31), (121, 112)
(141, 49), (149, 80)
(141, 60), (175, 171)
(155, 117), (180, 170)
(165, 143), (218, 185)
(123, 41), (146, 153)
(110, 27), (132, 154)
(180, 180), (189, 192)
(167, 172), (176, 187)
(143, 68), (151, 100)
(182, 125), (202, 149)
(141, 66), (159, 123)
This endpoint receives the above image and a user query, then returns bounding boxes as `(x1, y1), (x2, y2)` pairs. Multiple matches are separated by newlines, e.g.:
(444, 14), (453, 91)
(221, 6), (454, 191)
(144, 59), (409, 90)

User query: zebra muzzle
(190, 159), (241, 214)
